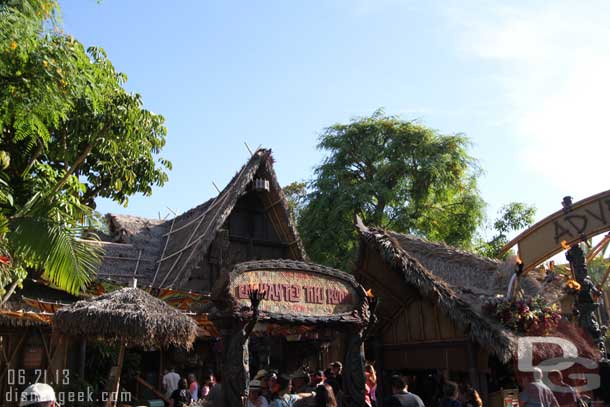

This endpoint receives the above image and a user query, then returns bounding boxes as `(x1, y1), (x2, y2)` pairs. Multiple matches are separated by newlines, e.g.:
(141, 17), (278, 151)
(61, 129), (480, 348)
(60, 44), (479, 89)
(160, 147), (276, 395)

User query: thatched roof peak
(106, 214), (165, 243)
(355, 219), (517, 362)
(53, 287), (197, 349)
(96, 148), (306, 290)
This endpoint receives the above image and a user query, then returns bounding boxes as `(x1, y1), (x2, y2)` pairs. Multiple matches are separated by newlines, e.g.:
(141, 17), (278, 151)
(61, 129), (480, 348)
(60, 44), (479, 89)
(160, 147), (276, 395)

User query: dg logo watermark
(517, 336), (600, 393)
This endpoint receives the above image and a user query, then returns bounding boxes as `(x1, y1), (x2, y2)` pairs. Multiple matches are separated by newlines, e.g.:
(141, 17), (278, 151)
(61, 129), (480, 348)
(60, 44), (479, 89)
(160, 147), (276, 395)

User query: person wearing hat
(248, 379), (270, 407)
(20, 383), (56, 407)
(255, 369), (268, 381)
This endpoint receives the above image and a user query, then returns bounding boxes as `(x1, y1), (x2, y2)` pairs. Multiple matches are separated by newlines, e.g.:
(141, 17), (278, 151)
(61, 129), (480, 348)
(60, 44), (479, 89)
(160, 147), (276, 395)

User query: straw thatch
(0, 279), (77, 327)
(356, 220), (518, 362)
(53, 287), (197, 349)
(386, 231), (546, 298)
(95, 148), (306, 289)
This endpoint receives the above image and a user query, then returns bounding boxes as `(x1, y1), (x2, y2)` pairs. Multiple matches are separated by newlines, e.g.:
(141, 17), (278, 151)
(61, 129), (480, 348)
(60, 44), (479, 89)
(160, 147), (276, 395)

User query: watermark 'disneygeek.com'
(4, 369), (131, 405)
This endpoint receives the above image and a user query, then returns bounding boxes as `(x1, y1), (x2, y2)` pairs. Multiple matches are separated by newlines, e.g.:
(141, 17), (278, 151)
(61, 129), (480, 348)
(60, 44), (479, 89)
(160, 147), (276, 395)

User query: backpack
(173, 389), (192, 407)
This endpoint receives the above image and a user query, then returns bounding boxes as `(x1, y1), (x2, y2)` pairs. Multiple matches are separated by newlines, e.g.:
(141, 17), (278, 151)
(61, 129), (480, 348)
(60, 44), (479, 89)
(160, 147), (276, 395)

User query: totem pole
(222, 290), (264, 407)
(565, 244), (608, 360)
(343, 295), (378, 407)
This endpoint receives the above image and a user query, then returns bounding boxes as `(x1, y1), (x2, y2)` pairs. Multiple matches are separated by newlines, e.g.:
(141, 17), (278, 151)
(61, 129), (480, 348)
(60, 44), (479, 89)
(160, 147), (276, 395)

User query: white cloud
(442, 1), (610, 198)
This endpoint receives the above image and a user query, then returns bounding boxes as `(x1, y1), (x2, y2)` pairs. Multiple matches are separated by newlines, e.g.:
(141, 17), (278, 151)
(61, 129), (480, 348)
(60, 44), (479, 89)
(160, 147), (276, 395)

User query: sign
(228, 262), (361, 318)
(502, 190), (610, 271)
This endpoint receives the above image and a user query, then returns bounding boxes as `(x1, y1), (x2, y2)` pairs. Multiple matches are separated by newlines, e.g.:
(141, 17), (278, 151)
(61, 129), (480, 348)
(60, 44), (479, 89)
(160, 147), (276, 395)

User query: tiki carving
(343, 296), (378, 407)
(222, 290), (264, 407)
(566, 245), (607, 359)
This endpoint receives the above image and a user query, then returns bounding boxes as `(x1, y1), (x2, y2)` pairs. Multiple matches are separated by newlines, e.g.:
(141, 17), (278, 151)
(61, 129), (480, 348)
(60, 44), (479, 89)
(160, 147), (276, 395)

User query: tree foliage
(283, 181), (307, 223)
(298, 109), (486, 269)
(476, 202), (536, 259)
(0, 0), (170, 300)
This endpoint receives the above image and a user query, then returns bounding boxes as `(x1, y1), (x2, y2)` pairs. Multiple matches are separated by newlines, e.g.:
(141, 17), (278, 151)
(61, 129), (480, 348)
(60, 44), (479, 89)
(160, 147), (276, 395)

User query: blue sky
(59, 0), (610, 240)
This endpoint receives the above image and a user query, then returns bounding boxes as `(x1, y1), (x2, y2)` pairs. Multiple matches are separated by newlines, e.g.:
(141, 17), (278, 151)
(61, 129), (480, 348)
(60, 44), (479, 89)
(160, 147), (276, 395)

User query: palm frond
(8, 216), (101, 294)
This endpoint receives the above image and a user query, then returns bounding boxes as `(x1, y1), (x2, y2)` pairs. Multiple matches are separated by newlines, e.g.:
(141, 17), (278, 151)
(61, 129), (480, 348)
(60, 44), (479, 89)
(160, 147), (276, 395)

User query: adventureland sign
(229, 268), (358, 317)
(502, 189), (610, 271)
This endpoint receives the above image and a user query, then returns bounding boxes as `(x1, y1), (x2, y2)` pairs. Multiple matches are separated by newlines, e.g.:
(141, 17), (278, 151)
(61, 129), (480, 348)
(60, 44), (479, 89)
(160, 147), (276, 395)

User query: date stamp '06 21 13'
(6, 369), (70, 386)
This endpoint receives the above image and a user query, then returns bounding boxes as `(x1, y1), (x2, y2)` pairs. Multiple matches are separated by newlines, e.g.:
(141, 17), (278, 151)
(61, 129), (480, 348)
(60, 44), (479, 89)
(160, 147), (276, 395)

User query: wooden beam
(107, 344), (126, 407)
(587, 234), (610, 263)
(417, 301), (426, 341)
(37, 328), (52, 367)
(137, 375), (170, 403)
(0, 332), (27, 384)
(600, 264), (610, 288)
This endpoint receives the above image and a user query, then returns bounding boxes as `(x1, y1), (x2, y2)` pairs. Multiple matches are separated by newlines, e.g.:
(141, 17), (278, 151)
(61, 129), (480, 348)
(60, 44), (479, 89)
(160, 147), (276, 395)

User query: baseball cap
(20, 383), (56, 406)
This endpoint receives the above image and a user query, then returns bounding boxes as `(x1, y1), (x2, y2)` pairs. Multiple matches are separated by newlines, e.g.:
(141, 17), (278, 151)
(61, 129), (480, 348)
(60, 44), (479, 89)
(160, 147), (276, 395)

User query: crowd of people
(159, 362), (487, 407)
(14, 364), (586, 407)
(162, 367), (221, 407)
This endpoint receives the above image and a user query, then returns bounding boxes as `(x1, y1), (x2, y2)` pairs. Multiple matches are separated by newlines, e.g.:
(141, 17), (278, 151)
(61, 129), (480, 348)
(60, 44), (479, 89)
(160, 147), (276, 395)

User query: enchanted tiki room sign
(501, 189), (610, 271)
(227, 260), (364, 320)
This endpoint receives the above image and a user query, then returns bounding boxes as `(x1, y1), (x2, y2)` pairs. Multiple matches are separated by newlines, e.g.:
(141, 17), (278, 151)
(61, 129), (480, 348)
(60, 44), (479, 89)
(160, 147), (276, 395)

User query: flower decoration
(483, 295), (562, 335)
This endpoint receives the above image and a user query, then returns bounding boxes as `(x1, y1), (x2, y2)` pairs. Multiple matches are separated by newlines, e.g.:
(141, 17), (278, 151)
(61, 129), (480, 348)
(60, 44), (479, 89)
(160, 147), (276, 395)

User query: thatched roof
(356, 221), (518, 362)
(0, 279), (77, 328)
(53, 288), (198, 349)
(96, 148), (307, 289)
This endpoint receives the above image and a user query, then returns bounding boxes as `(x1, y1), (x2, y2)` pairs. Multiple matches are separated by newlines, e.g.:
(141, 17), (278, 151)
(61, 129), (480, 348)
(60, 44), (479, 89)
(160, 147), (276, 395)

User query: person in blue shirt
(270, 374), (316, 407)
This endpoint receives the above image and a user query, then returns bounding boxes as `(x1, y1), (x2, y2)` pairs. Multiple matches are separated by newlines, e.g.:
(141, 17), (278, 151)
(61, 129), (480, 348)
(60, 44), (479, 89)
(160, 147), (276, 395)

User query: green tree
(298, 109), (485, 269)
(476, 202), (536, 259)
(283, 181), (307, 223)
(0, 0), (170, 302)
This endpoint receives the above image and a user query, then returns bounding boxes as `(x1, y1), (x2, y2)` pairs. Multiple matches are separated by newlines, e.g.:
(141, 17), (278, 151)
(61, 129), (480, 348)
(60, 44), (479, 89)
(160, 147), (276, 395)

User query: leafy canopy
(0, 0), (170, 298)
(475, 202), (536, 259)
(297, 109), (486, 269)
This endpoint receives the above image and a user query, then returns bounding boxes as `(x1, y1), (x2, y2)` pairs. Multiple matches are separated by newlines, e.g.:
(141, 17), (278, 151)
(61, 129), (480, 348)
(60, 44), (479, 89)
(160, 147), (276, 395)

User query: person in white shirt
(163, 367), (181, 399)
(248, 379), (269, 407)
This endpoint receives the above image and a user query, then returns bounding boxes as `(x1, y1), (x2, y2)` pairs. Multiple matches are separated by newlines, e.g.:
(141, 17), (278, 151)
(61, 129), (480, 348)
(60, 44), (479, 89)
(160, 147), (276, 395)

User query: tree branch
(0, 279), (19, 308)
(51, 143), (93, 194)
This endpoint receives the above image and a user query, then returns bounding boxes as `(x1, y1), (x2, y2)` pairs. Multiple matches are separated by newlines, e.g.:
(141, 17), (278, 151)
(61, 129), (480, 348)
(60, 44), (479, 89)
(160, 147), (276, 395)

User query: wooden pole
(106, 344), (126, 407)
(136, 375), (170, 403)
(79, 339), (87, 378)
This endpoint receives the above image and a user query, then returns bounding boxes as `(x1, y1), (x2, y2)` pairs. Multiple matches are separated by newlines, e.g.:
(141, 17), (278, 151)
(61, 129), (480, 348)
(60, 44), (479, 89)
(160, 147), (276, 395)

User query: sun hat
(249, 379), (262, 390)
(254, 369), (268, 380)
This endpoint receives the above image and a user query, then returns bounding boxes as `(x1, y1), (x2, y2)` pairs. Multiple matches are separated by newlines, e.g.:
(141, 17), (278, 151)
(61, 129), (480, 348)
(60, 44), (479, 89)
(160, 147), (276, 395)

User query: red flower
(0, 256), (10, 265)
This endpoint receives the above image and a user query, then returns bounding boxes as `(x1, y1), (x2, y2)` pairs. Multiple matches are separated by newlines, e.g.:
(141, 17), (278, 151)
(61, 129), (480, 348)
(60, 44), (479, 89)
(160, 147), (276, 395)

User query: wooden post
(106, 344), (126, 407)
(79, 339), (87, 378)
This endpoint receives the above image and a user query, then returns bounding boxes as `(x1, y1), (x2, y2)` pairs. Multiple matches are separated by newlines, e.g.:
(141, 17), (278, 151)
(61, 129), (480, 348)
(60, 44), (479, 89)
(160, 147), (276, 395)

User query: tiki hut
(85, 148), (309, 385)
(54, 287), (197, 349)
(54, 287), (198, 406)
(354, 219), (570, 406)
